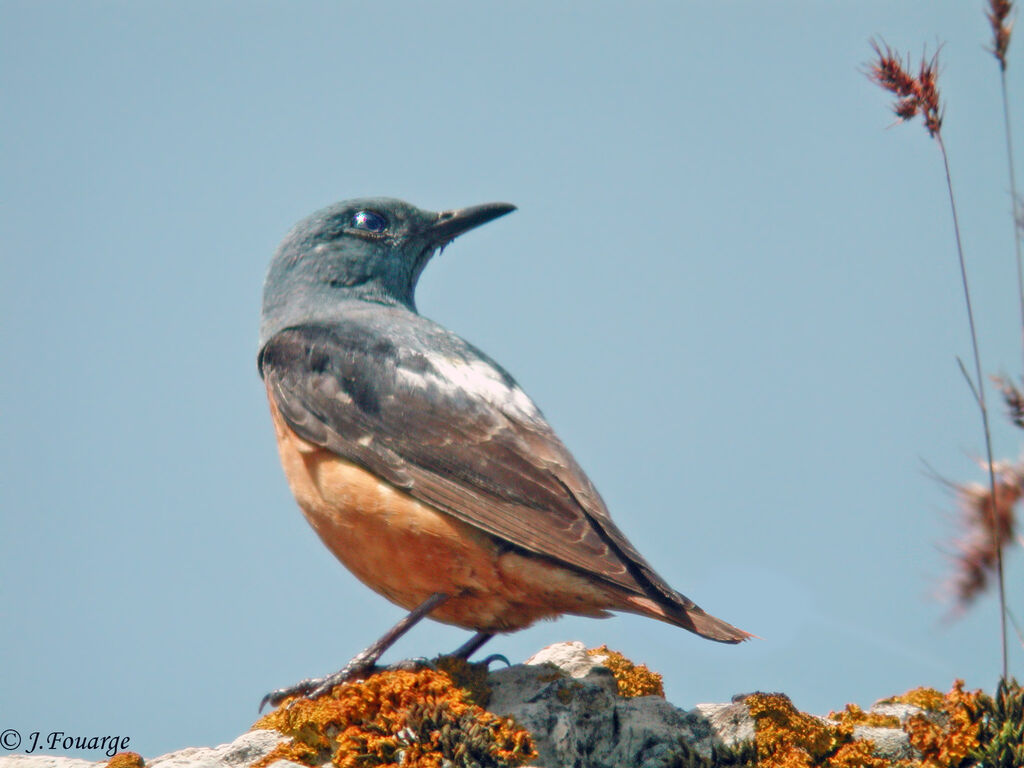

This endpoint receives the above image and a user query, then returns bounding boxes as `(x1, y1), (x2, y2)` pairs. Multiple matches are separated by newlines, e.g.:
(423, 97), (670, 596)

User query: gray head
(260, 197), (516, 349)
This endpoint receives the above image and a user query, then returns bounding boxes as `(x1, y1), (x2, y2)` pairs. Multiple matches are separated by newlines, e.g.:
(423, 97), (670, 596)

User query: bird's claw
(259, 662), (378, 711)
(479, 653), (511, 669)
(302, 670), (360, 702)
(260, 677), (320, 712)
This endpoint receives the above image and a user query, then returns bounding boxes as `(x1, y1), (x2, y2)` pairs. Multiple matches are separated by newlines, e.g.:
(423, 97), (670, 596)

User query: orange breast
(266, 388), (623, 632)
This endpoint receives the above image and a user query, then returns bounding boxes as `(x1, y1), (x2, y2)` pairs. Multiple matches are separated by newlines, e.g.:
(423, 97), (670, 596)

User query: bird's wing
(258, 322), (686, 605)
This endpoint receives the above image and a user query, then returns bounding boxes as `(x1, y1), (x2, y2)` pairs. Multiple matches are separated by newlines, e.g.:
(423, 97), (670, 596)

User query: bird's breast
(265, 386), (622, 632)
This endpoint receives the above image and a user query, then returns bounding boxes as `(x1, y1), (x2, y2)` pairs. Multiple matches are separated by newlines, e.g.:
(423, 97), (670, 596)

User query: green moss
(434, 655), (493, 708)
(971, 677), (1024, 768)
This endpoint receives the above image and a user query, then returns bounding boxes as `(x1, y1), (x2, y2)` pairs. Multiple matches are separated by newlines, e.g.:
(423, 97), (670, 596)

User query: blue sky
(3, 1), (1023, 760)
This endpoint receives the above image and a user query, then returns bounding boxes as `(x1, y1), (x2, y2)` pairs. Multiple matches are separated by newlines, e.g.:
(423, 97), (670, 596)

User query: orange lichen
(828, 703), (900, 729)
(587, 645), (665, 698)
(881, 686), (947, 712)
(727, 681), (993, 768)
(901, 680), (981, 768)
(251, 668), (535, 768)
(259, 738), (319, 766)
(827, 740), (889, 768)
(106, 753), (145, 768)
(746, 693), (864, 767)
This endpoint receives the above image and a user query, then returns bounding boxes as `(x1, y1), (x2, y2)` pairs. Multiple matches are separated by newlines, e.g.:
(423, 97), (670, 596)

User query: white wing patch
(400, 354), (541, 421)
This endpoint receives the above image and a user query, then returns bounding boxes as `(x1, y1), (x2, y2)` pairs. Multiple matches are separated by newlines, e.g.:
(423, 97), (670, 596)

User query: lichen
(879, 686), (947, 712)
(899, 680), (981, 768)
(745, 692), (888, 768)
(827, 703), (900, 729)
(248, 656), (1005, 768)
(106, 753), (145, 768)
(743, 680), (990, 768)
(536, 670), (564, 684)
(587, 644), (665, 698)
(433, 655), (493, 708)
(826, 740), (890, 768)
(251, 667), (535, 768)
(555, 682), (581, 705)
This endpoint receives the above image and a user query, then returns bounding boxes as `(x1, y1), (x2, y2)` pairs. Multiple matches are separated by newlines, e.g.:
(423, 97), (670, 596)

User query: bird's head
(260, 197), (515, 348)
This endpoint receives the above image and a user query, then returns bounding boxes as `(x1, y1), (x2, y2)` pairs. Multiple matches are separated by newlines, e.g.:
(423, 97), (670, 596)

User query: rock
(851, 725), (916, 762)
(868, 700), (941, 725)
(489, 643), (720, 767)
(0, 643), (958, 768)
(145, 731), (288, 768)
(0, 759), (98, 768)
(524, 640), (607, 680)
(0, 731), (288, 768)
(690, 702), (756, 746)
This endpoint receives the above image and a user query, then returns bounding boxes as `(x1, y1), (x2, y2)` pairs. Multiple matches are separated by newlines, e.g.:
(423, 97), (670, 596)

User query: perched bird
(258, 198), (749, 706)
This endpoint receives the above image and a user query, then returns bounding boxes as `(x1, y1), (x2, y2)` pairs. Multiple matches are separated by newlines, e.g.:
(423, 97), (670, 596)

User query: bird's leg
(339, 592), (451, 673)
(260, 592), (450, 710)
(451, 631), (494, 659)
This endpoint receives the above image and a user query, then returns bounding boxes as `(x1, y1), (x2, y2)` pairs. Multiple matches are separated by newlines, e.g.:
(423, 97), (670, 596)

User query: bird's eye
(352, 210), (388, 233)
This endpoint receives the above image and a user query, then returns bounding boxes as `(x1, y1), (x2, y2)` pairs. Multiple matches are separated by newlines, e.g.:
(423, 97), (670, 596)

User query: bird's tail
(624, 594), (754, 644)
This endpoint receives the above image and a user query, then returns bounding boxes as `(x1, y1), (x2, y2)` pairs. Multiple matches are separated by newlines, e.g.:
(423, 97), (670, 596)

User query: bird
(258, 197), (750, 707)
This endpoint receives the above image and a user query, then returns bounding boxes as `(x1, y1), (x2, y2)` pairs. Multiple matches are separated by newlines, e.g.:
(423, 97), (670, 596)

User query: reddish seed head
(991, 374), (1024, 429)
(987, 0), (1015, 70)
(895, 98), (919, 121)
(869, 41), (919, 96)
(867, 39), (944, 138)
(942, 461), (1021, 612)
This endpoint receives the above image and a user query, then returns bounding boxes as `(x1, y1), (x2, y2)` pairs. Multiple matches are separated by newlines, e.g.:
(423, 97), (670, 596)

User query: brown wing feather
(259, 322), (749, 642)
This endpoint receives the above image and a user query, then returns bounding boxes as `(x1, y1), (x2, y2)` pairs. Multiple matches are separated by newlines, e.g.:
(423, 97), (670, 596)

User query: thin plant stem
(1009, 606), (1024, 649)
(936, 133), (1009, 679)
(957, 356), (983, 407)
(1000, 70), (1024, 369)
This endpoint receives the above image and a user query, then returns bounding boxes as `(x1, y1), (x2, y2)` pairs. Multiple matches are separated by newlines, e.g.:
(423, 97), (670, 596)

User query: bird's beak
(428, 202), (517, 245)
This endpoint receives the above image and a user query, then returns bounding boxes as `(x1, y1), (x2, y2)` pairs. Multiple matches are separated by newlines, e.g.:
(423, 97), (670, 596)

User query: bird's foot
(385, 656), (435, 672)
(259, 657), (440, 711)
(260, 659), (378, 711)
(260, 594), (454, 711)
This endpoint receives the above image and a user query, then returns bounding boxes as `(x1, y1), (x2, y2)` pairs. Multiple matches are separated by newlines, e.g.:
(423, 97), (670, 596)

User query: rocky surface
(0, 642), (924, 768)
(489, 642), (728, 766)
(0, 731), (288, 768)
